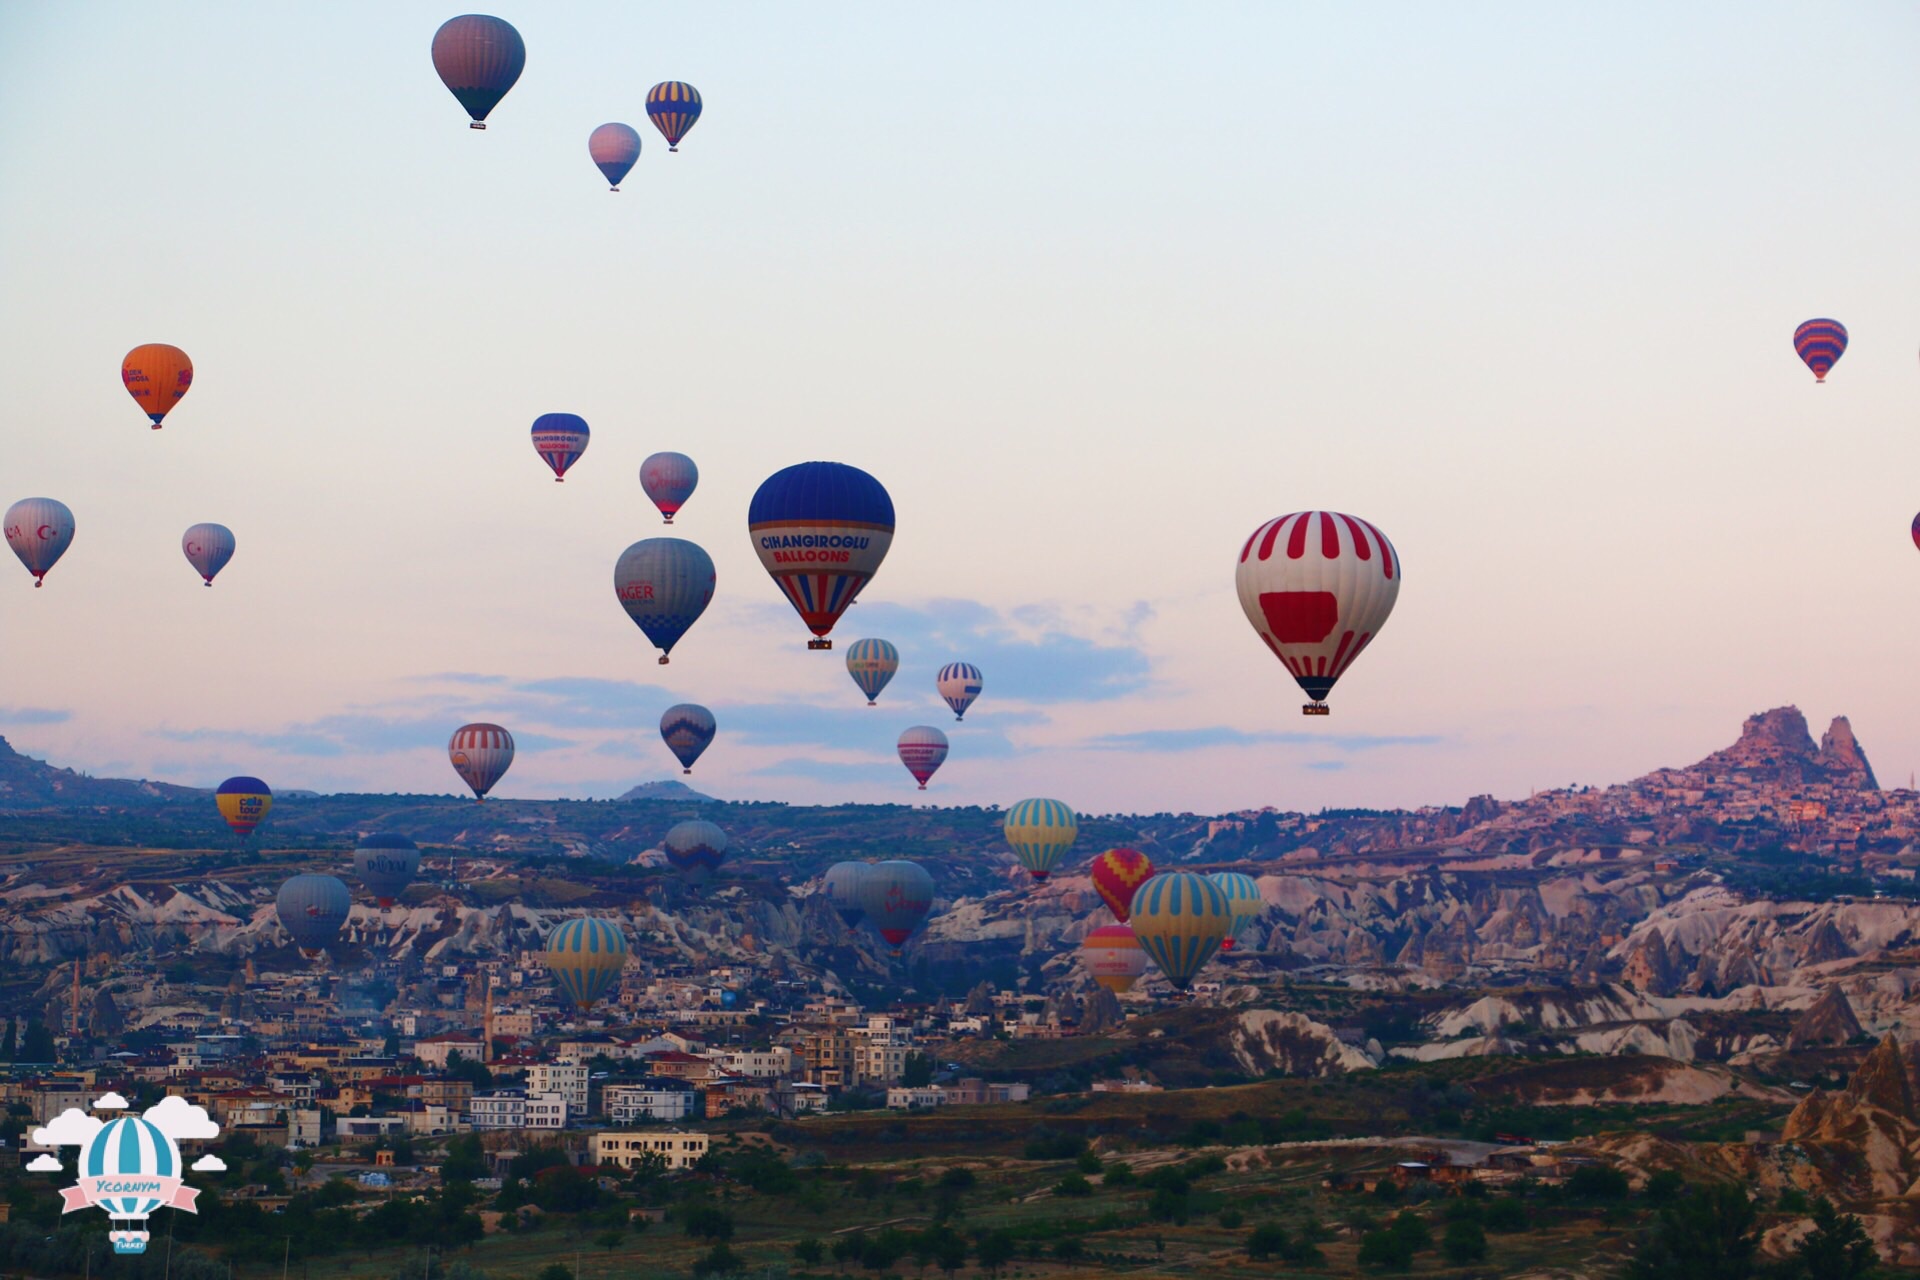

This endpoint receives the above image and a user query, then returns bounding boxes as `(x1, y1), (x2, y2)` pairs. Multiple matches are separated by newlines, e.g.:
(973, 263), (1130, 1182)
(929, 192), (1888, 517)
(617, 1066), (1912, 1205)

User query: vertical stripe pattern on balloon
(646, 81), (703, 150)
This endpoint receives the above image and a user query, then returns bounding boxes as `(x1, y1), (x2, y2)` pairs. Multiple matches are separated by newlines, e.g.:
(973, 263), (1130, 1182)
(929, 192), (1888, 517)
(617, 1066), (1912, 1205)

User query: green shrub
(1483, 1197), (1528, 1233)
(1217, 1208), (1244, 1229)
(1053, 1174), (1093, 1198)
(1357, 1229), (1415, 1271)
(1442, 1219), (1487, 1263)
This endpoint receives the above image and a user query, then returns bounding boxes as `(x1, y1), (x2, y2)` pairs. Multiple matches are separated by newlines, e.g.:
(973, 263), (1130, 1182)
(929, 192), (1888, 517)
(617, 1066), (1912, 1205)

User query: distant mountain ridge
(0, 735), (205, 809)
(618, 780), (714, 802)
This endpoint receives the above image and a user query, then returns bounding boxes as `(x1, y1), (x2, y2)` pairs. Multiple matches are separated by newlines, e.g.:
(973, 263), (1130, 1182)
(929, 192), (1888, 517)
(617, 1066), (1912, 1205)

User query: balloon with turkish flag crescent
(1235, 511), (1400, 715)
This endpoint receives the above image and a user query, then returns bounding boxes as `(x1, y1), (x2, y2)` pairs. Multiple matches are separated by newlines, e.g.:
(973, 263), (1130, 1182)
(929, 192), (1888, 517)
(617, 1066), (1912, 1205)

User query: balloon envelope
(824, 861), (870, 931)
(531, 414), (589, 481)
(216, 776), (272, 837)
(1129, 872), (1233, 991)
(121, 344), (192, 427)
(544, 917), (628, 1009)
(1236, 511), (1400, 711)
(640, 452), (698, 523)
(1004, 798), (1077, 882)
(276, 874), (351, 954)
(182, 522), (235, 585)
(354, 833), (420, 906)
(83, 1115), (179, 1234)
(937, 663), (983, 721)
(845, 638), (899, 705)
(588, 122), (641, 189)
(660, 703), (716, 773)
(5, 498), (74, 586)
(897, 726), (948, 790)
(748, 462), (894, 646)
(1090, 847), (1155, 923)
(646, 81), (702, 150)
(1912, 512), (1920, 552)
(615, 538), (715, 662)
(663, 819), (730, 877)
(1207, 872), (1263, 950)
(431, 14), (524, 127)
(1082, 924), (1149, 994)
(857, 860), (934, 951)
(449, 723), (514, 798)
(1794, 318), (1847, 382)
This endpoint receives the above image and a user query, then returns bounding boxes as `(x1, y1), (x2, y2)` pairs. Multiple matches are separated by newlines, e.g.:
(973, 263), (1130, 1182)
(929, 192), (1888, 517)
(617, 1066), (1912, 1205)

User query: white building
(525, 1062), (590, 1113)
(590, 1130), (710, 1171)
(713, 1048), (794, 1079)
(526, 1092), (567, 1130)
(469, 1090), (568, 1131)
(852, 1015), (916, 1085)
(602, 1082), (696, 1124)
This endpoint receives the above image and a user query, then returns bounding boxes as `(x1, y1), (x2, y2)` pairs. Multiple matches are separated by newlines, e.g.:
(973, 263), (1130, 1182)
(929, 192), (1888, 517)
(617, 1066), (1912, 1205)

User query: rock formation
(1787, 986), (1865, 1050)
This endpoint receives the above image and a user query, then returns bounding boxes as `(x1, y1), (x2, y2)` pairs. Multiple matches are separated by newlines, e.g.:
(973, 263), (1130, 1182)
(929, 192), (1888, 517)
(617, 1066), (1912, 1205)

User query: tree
(1442, 1220), (1487, 1264)
(1624, 1183), (1759, 1280)
(1645, 1170), (1686, 1205)
(1358, 1229), (1415, 1271)
(536, 1266), (573, 1280)
(937, 1167), (976, 1191)
(793, 1238), (824, 1268)
(1568, 1164), (1630, 1201)
(440, 1134), (486, 1184)
(1247, 1223), (1290, 1260)
(1102, 1162), (1134, 1186)
(1389, 1210), (1431, 1252)
(1777, 1198), (1879, 1280)
(692, 1243), (742, 1277)
(832, 1234), (863, 1273)
(1051, 1237), (1084, 1264)
(931, 1228), (968, 1277)
(901, 1053), (935, 1088)
(974, 1229), (1016, 1278)
(595, 1230), (624, 1253)
(1483, 1197), (1528, 1233)
(19, 1020), (55, 1064)
(681, 1203), (734, 1242)
(1054, 1173), (1093, 1197)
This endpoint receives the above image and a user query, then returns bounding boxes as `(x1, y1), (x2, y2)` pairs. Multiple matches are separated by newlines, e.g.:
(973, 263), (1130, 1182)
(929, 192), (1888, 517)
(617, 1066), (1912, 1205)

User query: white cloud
(142, 1097), (219, 1141)
(190, 1154), (227, 1172)
(91, 1092), (129, 1110)
(32, 1108), (102, 1147)
(26, 1153), (62, 1172)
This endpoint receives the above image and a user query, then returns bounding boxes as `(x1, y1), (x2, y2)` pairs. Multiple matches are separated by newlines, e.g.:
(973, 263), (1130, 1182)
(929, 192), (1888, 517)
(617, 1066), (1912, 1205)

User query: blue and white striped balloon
(84, 1115), (179, 1226)
(936, 662), (983, 720)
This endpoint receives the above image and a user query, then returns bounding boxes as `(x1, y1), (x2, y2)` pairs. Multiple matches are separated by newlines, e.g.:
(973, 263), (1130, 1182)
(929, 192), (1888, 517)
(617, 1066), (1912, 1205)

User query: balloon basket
(470, 122), (487, 130)
(683, 768), (691, 775)
(808, 639), (832, 650)
(662, 516), (674, 524)
(658, 655), (670, 665)
(867, 700), (876, 707)
(1302, 703), (1330, 717)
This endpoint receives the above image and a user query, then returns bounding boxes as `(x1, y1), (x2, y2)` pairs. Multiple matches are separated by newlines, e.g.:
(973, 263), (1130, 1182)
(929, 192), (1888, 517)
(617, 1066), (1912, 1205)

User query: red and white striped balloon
(1235, 511), (1400, 714)
(448, 723), (515, 799)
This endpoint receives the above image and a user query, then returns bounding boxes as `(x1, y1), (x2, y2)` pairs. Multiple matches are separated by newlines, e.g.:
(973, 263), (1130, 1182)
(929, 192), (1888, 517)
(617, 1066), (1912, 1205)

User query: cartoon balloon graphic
(182, 523), (235, 586)
(5, 498), (74, 587)
(79, 1113), (190, 1254)
(431, 14), (525, 129)
(1236, 511), (1400, 715)
(588, 122), (642, 190)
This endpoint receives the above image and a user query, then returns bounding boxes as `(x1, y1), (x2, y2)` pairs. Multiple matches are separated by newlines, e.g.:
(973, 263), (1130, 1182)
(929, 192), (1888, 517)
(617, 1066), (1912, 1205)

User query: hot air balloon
(660, 703), (715, 773)
(1207, 872), (1263, 952)
(748, 462), (894, 649)
(81, 1114), (184, 1254)
(1912, 511), (1920, 552)
(845, 638), (899, 705)
(1236, 511), (1400, 715)
(544, 917), (629, 1009)
(431, 14), (524, 129)
(181, 523), (234, 586)
(5, 498), (74, 587)
(588, 123), (641, 190)
(936, 663), (983, 721)
(276, 874), (351, 958)
(531, 414), (589, 481)
(1090, 847), (1155, 923)
(121, 344), (193, 429)
(614, 538), (714, 664)
(898, 726), (948, 790)
(449, 723), (514, 799)
(1794, 318), (1848, 383)
(1128, 872), (1233, 992)
(646, 81), (702, 152)
(823, 861), (870, 933)
(857, 859), (934, 954)
(640, 452), (698, 523)
(215, 777), (272, 838)
(354, 833), (420, 907)
(1003, 798), (1077, 882)
(663, 819), (729, 878)
(1081, 924), (1150, 994)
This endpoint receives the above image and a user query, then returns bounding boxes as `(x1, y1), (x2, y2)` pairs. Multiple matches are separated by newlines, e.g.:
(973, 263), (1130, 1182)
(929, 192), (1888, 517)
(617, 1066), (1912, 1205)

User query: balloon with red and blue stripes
(1793, 318), (1847, 382)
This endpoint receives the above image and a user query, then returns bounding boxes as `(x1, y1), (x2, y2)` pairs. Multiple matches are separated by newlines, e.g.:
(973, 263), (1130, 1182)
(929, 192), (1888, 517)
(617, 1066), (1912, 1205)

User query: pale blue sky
(4, 4), (1920, 810)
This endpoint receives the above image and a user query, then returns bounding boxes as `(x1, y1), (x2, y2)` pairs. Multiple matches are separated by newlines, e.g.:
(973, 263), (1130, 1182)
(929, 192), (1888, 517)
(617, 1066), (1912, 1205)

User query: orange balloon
(122, 344), (193, 428)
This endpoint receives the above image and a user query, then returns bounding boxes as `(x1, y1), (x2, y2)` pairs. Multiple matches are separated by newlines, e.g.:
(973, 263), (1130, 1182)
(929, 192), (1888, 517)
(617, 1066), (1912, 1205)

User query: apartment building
(602, 1082), (697, 1125)
(590, 1130), (710, 1171)
(524, 1062), (589, 1113)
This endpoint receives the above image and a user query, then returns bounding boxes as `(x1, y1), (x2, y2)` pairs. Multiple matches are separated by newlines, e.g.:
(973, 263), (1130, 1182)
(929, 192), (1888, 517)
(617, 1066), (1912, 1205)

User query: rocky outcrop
(1227, 1010), (1376, 1076)
(1781, 1035), (1920, 1200)
(1788, 987), (1865, 1050)
(1818, 716), (1879, 789)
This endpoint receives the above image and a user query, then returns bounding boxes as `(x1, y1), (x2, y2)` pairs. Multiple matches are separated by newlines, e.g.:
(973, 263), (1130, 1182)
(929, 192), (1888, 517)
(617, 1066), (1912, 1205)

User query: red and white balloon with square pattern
(1235, 511), (1400, 712)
